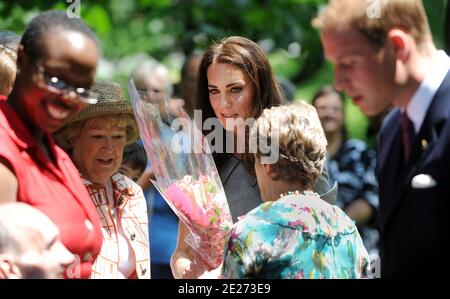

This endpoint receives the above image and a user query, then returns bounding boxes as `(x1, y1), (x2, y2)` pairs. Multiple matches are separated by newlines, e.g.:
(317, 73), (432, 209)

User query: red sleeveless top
(0, 97), (103, 278)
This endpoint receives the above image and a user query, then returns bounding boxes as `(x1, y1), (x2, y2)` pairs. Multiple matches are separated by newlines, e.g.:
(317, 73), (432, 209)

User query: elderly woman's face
(207, 63), (255, 133)
(71, 118), (127, 185)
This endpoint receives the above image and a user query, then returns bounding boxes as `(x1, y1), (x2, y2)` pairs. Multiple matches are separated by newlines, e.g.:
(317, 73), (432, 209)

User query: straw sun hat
(54, 80), (138, 148)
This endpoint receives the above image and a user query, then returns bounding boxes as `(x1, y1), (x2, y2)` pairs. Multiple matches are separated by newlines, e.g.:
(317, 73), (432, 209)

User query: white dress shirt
(406, 50), (450, 133)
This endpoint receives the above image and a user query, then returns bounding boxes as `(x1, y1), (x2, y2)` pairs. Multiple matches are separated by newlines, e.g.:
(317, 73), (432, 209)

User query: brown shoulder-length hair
(195, 36), (283, 171)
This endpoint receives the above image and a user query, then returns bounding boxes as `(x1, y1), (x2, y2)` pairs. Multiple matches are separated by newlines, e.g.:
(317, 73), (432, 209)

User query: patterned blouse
(327, 139), (379, 254)
(221, 192), (370, 279)
(82, 173), (151, 279)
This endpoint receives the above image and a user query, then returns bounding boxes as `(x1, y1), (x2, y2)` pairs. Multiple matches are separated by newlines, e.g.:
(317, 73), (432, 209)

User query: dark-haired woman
(171, 36), (336, 278)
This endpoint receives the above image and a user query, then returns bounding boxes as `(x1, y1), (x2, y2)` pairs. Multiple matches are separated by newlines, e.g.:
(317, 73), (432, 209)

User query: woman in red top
(0, 10), (103, 278)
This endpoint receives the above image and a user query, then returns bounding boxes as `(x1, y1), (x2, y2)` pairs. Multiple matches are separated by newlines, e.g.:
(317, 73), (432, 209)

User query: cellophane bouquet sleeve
(128, 79), (233, 270)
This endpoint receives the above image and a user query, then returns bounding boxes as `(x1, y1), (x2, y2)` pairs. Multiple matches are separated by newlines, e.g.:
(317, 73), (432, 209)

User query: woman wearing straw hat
(54, 80), (150, 279)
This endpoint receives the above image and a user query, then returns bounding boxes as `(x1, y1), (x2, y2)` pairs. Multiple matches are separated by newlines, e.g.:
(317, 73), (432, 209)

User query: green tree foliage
(446, 0), (450, 53)
(0, 0), (447, 141)
(0, 0), (327, 80)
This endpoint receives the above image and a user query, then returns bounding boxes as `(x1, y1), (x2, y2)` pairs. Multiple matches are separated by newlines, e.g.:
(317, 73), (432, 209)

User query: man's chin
(366, 106), (389, 117)
(356, 104), (378, 117)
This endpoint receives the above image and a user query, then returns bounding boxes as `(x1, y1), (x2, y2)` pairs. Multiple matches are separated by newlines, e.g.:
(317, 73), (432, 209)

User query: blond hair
(53, 114), (137, 152)
(0, 44), (17, 95)
(312, 0), (432, 48)
(251, 101), (327, 189)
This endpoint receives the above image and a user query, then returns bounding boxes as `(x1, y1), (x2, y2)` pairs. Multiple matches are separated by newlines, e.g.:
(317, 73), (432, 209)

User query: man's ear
(387, 28), (410, 62)
(0, 254), (22, 279)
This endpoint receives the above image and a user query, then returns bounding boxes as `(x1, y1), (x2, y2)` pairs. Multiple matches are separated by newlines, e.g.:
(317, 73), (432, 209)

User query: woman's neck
(8, 90), (45, 141)
(263, 179), (311, 202)
(8, 92), (57, 163)
(76, 166), (111, 187)
(326, 131), (344, 158)
(226, 130), (246, 160)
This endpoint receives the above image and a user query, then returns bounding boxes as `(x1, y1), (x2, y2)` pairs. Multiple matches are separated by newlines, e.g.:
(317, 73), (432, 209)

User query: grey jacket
(218, 156), (337, 223)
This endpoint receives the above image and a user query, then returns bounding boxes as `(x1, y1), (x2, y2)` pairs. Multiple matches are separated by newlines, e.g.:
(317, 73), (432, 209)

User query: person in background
(314, 0), (450, 277)
(118, 142), (147, 182)
(0, 30), (20, 96)
(0, 10), (103, 279)
(277, 76), (296, 103)
(222, 102), (370, 279)
(0, 30), (21, 52)
(0, 44), (17, 95)
(134, 57), (180, 193)
(176, 53), (203, 117)
(54, 81), (150, 279)
(312, 86), (379, 256)
(132, 58), (179, 279)
(0, 203), (75, 279)
(171, 36), (337, 279)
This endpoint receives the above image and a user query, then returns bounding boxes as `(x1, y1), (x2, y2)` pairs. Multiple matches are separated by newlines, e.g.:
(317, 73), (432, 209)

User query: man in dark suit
(313, 0), (450, 277)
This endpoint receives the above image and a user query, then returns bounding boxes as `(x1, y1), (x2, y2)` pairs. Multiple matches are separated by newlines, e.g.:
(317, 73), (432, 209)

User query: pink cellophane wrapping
(128, 79), (233, 269)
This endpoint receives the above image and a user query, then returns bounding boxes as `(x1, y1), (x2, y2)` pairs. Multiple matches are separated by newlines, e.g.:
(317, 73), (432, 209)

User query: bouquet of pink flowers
(128, 79), (233, 270)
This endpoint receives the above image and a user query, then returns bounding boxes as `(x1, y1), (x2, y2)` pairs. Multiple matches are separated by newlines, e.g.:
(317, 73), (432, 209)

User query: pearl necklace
(279, 190), (317, 199)
(279, 190), (301, 199)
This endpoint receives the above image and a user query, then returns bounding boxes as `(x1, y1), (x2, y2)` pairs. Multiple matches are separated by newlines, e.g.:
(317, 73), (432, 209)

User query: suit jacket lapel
(377, 110), (404, 230)
(380, 70), (450, 230)
(377, 109), (401, 177)
(399, 69), (450, 194)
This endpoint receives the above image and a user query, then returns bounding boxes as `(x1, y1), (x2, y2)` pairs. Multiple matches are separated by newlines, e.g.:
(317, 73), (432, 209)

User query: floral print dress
(221, 191), (370, 279)
(327, 139), (379, 254)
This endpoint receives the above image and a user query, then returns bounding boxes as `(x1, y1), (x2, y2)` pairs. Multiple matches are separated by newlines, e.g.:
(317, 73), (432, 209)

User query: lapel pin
(421, 139), (428, 150)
